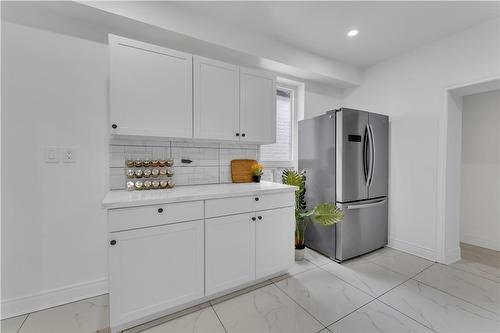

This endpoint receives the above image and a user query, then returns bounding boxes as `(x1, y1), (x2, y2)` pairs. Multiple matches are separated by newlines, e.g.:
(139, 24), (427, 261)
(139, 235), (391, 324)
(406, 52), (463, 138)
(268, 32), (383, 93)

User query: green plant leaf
(282, 169), (306, 211)
(311, 203), (344, 226)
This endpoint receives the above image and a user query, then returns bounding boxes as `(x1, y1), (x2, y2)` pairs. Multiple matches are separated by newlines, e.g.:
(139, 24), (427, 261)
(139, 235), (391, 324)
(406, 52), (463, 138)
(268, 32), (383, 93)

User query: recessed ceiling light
(347, 29), (359, 38)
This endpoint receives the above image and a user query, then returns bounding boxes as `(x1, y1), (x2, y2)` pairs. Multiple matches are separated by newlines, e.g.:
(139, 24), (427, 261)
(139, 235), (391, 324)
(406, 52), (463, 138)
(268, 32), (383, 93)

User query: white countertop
(102, 181), (297, 209)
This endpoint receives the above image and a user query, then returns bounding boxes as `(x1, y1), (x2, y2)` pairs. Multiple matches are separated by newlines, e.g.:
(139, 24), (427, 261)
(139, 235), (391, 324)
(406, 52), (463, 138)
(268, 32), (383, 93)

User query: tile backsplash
(109, 137), (259, 190)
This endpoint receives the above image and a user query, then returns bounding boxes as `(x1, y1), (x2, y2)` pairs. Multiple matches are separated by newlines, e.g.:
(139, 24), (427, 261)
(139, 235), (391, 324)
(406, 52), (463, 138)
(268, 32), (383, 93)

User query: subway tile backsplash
(109, 137), (259, 190)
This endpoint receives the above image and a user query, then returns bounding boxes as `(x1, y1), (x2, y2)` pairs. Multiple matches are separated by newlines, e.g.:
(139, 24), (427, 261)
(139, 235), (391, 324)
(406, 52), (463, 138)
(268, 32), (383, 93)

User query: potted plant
(251, 163), (264, 183)
(282, 169), (344, 260)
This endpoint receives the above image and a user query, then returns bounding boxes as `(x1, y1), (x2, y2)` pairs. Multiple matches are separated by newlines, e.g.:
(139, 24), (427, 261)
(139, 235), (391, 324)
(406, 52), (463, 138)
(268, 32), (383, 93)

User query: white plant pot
(295, 248), (305, 261)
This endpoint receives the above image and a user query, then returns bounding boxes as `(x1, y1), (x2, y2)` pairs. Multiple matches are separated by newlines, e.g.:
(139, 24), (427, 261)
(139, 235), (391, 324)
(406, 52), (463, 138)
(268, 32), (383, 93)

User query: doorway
(437, 77), (500, 264)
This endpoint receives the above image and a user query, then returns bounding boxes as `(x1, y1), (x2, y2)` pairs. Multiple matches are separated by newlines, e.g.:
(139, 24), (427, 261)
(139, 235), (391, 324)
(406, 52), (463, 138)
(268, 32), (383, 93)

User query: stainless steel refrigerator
(298, 108), (389, 262)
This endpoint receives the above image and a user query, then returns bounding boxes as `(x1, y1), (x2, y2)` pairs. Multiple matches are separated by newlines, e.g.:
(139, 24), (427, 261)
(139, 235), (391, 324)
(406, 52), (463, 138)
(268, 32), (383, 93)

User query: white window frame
(260, 82), (298, 169)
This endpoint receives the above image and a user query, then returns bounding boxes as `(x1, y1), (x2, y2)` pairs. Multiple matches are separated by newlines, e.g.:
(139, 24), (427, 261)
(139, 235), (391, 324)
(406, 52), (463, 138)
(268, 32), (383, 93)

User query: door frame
(435, 75), (500, 264)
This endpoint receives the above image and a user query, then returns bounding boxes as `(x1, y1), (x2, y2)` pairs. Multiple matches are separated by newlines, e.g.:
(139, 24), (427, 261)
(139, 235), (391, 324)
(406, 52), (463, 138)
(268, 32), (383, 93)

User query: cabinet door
(109, 35), (193, 138)
(255, 207), (294, 279)
(108, 220), (204, 328)
(193, 56), (240, 141)
(205, 213), (256, 295)
(240, 68), (276, 143)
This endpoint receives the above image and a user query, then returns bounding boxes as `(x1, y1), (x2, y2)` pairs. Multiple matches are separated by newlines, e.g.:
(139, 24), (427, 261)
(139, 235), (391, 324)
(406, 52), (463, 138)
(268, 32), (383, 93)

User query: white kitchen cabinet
(109, 35), (193, 138)
(108, 220), (204, 329)
(205, 212), (256, 295)
(240, 67), (277, 143)
(255, 207), (295, 278)
(193, 56), (240, 141)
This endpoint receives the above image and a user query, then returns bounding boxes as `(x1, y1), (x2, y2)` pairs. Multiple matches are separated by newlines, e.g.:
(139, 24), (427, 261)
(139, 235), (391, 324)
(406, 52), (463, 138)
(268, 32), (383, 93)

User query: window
(260, 86), (294, 164)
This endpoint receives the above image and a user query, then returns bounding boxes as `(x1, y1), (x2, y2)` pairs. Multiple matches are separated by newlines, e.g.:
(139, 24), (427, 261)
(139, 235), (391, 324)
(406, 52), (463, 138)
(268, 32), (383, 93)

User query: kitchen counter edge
(102, 182), (298, 209)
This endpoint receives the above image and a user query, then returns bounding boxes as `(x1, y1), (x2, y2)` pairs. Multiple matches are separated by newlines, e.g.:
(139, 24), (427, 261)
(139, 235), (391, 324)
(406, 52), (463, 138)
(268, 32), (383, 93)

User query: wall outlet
(62, 147), (76, 163)
(45, 147), (59, 163)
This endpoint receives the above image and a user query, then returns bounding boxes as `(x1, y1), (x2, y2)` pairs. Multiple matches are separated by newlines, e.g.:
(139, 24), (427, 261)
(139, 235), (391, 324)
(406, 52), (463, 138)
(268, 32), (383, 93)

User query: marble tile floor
(3, 246), (500, 333)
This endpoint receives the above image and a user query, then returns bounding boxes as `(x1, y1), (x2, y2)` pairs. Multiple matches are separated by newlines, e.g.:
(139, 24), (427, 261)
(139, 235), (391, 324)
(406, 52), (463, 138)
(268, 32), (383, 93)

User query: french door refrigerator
(298, 108), (388, 262)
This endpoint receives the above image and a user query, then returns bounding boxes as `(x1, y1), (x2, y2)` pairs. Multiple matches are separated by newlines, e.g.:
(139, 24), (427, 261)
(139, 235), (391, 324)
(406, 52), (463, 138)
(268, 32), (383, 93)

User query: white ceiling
(176, 1), (500, 68)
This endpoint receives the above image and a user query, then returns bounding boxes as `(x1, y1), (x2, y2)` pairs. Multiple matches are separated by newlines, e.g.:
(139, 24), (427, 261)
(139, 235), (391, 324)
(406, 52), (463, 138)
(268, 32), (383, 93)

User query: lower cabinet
(108, 220), (204, 328)
(205, 206), (294, 295)
(256, 207), (295, 278)
(107, 193), (294, 332)
(205, 212), (256, 295)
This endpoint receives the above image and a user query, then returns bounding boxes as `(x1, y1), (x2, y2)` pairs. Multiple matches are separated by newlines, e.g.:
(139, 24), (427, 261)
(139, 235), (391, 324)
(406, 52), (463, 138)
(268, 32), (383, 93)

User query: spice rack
(125, 159), (175, 191)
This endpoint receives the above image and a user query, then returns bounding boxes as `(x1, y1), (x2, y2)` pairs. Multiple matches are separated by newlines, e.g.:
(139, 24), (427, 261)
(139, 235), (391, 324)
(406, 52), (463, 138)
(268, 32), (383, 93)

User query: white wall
(460, 89), (500, 251)
(341, 19), (500, 260)
(304, 90), (343, 119)
(1, 22), (108, 318)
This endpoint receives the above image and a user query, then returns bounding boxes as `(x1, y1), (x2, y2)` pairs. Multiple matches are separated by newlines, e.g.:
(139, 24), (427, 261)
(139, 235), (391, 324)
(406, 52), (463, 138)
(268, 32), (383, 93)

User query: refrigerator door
(368, 113), (389, 198)
(335, 198), (388, 261)
(336, 108), (369, 202)
(298, 114), (336, 258)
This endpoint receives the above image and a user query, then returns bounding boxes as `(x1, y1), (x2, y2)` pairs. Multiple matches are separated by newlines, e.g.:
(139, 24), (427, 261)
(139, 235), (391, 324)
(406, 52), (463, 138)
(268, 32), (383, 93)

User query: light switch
(45, 147), (59, 163)
(62, 147), (76, 163)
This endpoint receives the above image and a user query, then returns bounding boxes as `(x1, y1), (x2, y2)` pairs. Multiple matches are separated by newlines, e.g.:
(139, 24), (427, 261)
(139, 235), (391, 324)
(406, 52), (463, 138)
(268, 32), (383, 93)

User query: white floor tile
(212, 284), (323, 333)
(380, 279), (500, 333)
(414, 264), (500, 314)
(366, 248), (434, 277)
(271, 259), (318, 284)
(1, 314), (27, 333)
(305, 248), (333, 266)
(322, 261), (408, 297)
(18, 295), (109, 333)
(139, 306), (225, 333)
(329, 299), (433, 333)
(451, 259), (500, 282)
(275, 268), (373, 326)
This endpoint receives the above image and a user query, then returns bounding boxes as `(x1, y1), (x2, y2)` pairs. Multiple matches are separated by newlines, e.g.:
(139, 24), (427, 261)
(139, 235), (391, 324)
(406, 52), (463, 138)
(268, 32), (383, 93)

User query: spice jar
(126, 181), (135, 191)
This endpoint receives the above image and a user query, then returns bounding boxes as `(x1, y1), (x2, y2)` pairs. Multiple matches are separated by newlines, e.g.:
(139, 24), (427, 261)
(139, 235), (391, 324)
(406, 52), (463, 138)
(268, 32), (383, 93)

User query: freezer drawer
(335, 198), (388, 261)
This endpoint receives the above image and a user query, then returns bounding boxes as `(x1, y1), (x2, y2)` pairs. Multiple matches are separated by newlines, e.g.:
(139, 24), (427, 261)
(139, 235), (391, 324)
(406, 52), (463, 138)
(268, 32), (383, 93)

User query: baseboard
(460, 234), (500, 251)
(388, 238), (436, 262)
(444, 247), (461, 264)
(1, 278), (108, 320)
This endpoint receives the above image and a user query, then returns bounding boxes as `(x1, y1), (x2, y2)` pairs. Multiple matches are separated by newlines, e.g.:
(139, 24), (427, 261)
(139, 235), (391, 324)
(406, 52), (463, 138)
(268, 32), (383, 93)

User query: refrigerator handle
(363, 124), (369, 183)
(368, 123), (376, 186)
(366, 124), (375, 186)
(347, 199), (386, 210)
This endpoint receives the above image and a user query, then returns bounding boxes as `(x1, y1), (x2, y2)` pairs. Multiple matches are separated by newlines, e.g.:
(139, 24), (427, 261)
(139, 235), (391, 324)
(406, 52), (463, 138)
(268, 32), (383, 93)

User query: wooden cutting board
(231, 159), (257, 183)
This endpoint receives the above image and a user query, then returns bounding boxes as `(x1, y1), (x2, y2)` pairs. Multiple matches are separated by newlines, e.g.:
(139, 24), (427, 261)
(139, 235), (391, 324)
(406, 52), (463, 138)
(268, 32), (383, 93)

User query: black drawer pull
(236, 133), (240, 137)
(257, 216), (262, 220)
(181, 159), (192, 164)
(110, 240), (117, 246)
(255, 197), (259, 201)
(158, 208), (163, 213)
(241, 133), (246, 137)
(111, 124), (117, 129)
(251, 217), (256, 221)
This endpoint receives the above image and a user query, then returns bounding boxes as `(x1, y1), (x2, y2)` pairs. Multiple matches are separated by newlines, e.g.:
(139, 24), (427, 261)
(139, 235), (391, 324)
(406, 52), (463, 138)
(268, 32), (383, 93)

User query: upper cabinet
(240, 68), (277, 144)
(109, 35), (276, 144)
(109, 35), (193, 138)
(193, 56), (240, 141)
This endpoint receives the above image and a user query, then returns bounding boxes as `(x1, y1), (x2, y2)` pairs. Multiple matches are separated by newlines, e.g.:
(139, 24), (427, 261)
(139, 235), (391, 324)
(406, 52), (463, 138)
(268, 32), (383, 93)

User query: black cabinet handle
(255, 197), (259, 201)
(241, 133), (246, 137)
(158, 208), (163, 213)
(258, 216), (262, 220)
(110, 240), (117, 246)
(251, 217), (256, 221)
(236, 133), (240, 136)
(181, 159), (192, 164)
(111, 124), (117, 129)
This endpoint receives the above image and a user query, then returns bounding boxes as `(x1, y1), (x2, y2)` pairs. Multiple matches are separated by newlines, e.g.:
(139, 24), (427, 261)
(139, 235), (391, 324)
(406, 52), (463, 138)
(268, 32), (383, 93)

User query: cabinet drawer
(205, 192), (294, 218)
(108, 201), (204, 232)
